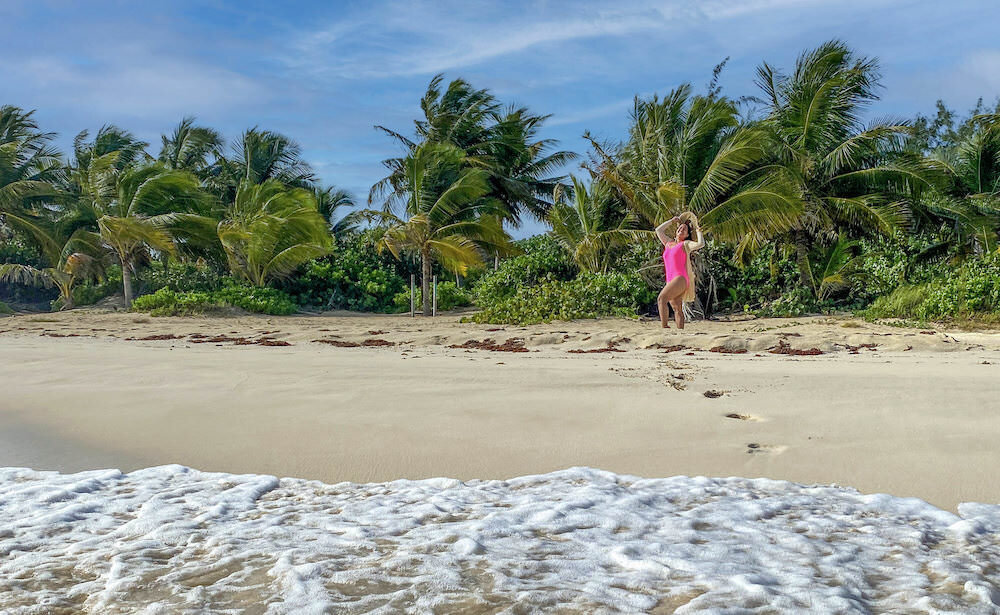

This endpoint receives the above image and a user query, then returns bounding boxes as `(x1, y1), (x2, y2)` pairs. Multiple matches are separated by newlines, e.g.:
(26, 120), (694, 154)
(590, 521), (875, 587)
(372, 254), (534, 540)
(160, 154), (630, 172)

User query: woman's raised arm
(655, 217), (677, 246)
(686, 215), (705, 252)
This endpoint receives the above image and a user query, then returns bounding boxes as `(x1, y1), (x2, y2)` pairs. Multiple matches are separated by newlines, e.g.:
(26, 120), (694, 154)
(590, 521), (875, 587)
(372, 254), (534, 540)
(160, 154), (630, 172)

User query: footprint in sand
(746, 442), (787, 455)
(725, 413), (759, 422)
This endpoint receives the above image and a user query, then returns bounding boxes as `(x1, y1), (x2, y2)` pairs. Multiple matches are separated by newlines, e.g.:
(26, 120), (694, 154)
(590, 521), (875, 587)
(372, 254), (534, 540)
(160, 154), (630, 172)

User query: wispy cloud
(547, 98), (636, 127)
(289, 9), (662, 79)
(6, 55), (265, 119)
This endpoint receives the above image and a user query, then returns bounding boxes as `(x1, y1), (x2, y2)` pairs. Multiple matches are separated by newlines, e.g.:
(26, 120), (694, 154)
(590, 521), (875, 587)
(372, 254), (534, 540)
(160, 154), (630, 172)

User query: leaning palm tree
(372, 142), (511, 315)
(217, 180), (332, 286)
(0, 229), (104, 309)
(748, 40), (940, 291)
(80, 162), (206, 306)
(549, 176), (645, 273)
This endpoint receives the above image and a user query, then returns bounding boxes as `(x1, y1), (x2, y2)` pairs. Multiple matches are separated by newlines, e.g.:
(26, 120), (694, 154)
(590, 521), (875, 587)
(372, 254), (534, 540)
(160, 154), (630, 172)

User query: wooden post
(410, 274), (415, 317)
(432, 275), (438, 316)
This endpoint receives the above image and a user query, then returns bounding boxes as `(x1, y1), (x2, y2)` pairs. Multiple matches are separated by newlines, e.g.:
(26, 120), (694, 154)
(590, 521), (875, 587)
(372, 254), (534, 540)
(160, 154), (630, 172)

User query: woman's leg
(657, 277), (687, 328)
(657, 286), (671, 327)
(670, 298), (685, 328)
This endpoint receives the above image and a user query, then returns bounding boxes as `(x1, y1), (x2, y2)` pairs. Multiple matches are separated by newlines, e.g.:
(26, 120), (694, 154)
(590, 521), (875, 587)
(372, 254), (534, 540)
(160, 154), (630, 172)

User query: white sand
(2, 311), (999, 511)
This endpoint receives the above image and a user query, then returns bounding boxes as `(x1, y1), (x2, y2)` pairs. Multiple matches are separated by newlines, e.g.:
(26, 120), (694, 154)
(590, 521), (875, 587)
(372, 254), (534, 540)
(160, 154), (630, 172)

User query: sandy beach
(2, 309), (998, 512)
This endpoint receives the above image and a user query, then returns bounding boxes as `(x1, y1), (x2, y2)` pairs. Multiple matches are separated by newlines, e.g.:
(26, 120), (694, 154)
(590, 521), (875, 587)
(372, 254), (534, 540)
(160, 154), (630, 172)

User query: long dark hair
(678, 220), (693, 241)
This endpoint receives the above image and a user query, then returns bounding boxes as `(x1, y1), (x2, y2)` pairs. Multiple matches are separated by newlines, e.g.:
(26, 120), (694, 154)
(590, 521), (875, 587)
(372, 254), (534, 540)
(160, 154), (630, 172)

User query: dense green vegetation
(131, 283), (297, 316)
(2, 40), (999, 325)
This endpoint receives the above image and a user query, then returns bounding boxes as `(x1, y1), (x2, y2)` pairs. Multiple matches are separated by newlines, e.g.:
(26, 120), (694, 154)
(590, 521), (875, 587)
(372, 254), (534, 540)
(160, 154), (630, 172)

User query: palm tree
(919, 113), (1000, 255)
(313, 185), (361, 237)
(0, 229), (104, 309)
(748, 40), (939, 291)
(217, 180), (332, 286)
(0, 106), (63, 254)
(214, 128), (315, 192)
(158, 117), (224, 175)
(586, 86), (800, 249)
(585, 85), (802, 315)
(71, 125), (150, 174)
(549, 176), (645, 273)
(371, 76), (574, 226)
(811, 234), (861, 301)
(370, 75), (500, 212)
(482, 106), (576, 226)
(80, 162), (205, 306)
(373, 142), (511, 315)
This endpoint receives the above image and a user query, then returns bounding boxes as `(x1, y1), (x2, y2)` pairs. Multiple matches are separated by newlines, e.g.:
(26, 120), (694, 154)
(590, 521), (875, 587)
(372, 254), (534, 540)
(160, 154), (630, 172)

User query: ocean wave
(1, 465), (998, 613)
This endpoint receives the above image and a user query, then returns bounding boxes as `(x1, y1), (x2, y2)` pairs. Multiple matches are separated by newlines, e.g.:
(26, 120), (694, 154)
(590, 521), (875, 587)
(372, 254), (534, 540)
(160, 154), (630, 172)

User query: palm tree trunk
(121, 257), (134, 308)
(61, 288), (74, 311)
(793, 232), (815, 296)
(421, 247), (432, 316)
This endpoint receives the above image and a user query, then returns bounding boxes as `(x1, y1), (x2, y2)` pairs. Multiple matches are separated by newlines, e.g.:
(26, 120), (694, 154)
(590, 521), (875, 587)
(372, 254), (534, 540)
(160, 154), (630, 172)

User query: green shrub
(849, 234), (950, 305)
(861, 253), (1000, 320)
(471, 271), (655, 325)
(863, 284), (932, 320)
(142, 261), (223, 293)
(131, 283), (296, 316)
(919, 253), (1000, 318)
(393, 281), (472, 312)
(213, 282), (297, 315)
(753, 286), (824, 318)
(277, 232), (408, 312)
(0, 300), (13, 315)
(131, 288), (220, 316)
(706, 242), (799, 312)
(473, 235), (577, 307)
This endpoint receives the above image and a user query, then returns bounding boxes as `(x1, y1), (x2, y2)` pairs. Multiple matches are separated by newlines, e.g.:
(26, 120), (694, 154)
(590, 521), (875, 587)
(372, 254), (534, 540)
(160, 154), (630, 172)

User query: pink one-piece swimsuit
(663, 242), (688, 287)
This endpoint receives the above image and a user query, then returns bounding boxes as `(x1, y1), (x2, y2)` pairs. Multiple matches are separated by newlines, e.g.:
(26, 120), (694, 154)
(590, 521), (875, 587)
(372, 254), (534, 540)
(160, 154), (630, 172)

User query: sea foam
(1, 465), (998, 613)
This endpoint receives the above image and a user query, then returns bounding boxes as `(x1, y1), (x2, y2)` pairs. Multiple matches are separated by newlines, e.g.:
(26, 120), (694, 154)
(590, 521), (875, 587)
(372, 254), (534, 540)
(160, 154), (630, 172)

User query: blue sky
(2, 0), (999, 237)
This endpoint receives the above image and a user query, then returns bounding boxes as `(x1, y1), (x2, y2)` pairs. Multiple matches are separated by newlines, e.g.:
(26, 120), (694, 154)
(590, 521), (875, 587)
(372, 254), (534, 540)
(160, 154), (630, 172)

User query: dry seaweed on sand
(361, 338), (395, 347)
(769, 340), (824, 356)
(448, 338), (528, 352)
(313, 339), (361, 347)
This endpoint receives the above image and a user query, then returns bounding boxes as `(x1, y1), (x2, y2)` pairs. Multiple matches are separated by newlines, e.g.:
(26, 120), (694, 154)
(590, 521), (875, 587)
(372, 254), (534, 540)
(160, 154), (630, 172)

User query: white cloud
(8, 55), (265, 119)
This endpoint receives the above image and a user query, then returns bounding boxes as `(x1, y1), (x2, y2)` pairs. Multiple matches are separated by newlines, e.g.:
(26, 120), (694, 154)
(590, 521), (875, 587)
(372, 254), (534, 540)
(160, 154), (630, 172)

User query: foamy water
(1, 466), (998, 614)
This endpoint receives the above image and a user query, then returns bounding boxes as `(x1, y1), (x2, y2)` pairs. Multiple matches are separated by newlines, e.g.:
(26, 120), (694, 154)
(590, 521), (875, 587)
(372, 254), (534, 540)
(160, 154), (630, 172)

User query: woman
(654, 212), (704, 329)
